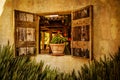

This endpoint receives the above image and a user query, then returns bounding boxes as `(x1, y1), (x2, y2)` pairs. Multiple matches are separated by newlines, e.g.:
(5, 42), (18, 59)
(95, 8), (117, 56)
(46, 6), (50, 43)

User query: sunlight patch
(0, 0), (6, 16)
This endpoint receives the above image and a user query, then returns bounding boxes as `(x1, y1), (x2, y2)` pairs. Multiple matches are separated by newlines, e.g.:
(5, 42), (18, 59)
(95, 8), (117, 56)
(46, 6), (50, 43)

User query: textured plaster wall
(0, 0), (14, 45)
(90, 0), (120, 59)
(13, 0), (120, 59)
(13, 0), (75, 13)
(0, 0), (120, 59)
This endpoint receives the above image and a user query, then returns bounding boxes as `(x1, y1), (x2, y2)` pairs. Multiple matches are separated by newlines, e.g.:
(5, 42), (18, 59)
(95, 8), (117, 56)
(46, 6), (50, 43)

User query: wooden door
(71, 5), (93, 60)
(14, 10), (39, 56)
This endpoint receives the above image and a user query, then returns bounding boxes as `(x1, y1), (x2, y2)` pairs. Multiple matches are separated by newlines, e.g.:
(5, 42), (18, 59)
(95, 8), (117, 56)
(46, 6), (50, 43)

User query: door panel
(71, 5), (93, 60)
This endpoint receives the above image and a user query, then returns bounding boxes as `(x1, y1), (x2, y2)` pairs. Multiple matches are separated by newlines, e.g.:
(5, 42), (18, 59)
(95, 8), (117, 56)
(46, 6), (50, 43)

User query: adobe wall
(0, 0), (14, 45)
(0, 0), (120, 59)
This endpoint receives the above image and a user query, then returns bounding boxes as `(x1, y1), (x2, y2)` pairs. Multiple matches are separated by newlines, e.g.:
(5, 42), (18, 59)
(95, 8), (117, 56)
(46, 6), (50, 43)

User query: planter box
(50, 44), (65, 55)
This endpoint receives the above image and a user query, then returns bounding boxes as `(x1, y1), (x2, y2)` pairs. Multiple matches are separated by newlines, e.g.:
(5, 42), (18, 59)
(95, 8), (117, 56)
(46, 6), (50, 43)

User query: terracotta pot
(50, 44), (65, 54)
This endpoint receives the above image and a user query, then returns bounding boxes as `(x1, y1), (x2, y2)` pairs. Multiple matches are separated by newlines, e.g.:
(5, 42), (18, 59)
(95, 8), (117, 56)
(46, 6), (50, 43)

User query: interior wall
(0, 0), (120, 59)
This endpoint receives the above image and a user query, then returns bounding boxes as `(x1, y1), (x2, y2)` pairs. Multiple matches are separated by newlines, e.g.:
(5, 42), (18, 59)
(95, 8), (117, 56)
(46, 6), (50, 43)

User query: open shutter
(14, 10), (39, 56)
(71, 5), (93, 60)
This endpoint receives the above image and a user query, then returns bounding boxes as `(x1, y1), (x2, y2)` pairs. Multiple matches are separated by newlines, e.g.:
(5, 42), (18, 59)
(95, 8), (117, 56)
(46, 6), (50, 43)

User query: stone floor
(32, 54), (90, 74)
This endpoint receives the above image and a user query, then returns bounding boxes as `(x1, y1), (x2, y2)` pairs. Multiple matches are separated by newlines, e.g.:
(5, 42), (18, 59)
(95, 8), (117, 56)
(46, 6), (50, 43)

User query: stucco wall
(0, 0), (120, 59)
(90, 0), (120, 59)
(0, 0), (14, 45)
(13, 0), (75, 13)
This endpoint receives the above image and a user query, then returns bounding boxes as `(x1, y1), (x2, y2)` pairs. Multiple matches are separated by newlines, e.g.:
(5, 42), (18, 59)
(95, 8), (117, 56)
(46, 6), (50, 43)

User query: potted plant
(50, 31), (67, 55)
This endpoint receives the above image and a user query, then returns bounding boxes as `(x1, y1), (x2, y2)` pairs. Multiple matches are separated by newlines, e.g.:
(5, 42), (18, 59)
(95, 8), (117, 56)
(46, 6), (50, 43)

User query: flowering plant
(50, 32), (67, 44)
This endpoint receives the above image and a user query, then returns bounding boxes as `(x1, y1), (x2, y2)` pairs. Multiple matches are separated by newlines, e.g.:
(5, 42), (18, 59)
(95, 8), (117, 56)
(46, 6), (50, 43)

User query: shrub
(0, 45), (45, 80)
(0, 44), (120, 80)
(78, 51), (120, 80)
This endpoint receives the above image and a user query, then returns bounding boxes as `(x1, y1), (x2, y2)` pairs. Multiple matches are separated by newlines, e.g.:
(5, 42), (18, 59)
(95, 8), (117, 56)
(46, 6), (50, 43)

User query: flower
(64, 33), (67, 37)
(68, 38), (71, 41)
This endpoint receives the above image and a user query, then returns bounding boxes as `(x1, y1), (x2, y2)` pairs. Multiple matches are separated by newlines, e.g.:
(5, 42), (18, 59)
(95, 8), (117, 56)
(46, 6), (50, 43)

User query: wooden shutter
(71, 5), (93, 60)
(14, 10), (39, 56)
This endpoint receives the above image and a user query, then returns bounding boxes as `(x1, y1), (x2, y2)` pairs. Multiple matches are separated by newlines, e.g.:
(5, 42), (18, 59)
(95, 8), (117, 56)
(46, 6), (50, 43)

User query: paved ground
(31, 54), (90, 74)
